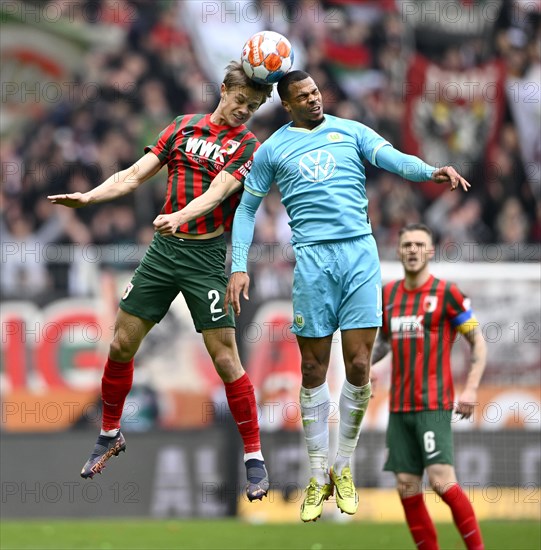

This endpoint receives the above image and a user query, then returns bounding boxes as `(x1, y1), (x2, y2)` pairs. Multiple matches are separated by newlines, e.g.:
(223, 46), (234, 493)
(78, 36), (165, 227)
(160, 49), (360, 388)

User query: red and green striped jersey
(145, 113), (259, 234)
(381, 275), (479, 412)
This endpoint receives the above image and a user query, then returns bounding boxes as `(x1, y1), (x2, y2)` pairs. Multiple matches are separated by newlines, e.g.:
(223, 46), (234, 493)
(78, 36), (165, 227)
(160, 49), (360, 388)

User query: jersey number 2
(208, 289), (222, 314)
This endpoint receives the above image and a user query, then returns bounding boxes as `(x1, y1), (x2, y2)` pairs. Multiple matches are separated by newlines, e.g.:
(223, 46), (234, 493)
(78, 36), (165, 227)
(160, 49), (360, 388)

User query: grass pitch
(0, 519), (539, 549)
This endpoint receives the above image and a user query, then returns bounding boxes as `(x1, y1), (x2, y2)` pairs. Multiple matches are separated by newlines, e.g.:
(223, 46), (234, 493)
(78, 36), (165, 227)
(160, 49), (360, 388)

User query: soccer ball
(241, 31), (294, 84)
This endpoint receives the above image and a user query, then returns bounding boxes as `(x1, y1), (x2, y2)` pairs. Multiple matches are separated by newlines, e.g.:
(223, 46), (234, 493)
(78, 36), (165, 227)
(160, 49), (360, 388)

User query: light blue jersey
(245, 115), (388, 244)
(231, 114), (437, 334)
(231, 115), (435, 274)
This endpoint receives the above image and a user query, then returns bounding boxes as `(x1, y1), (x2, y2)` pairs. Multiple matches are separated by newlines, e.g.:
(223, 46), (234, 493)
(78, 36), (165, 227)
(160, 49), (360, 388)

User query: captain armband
(456, 317), (479, 335)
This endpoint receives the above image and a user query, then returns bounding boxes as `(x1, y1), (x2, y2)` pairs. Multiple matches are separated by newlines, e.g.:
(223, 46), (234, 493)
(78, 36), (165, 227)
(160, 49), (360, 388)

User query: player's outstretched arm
(455, 327), (487, 419)
(374, 145), (470, 192)
(48, 152), (162, 208)
(153, 171), (242, 236)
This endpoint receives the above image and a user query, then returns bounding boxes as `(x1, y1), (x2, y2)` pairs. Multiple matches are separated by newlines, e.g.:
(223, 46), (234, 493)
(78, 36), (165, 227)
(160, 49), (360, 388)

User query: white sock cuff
(244, 451), (264, 462)
(342, 379), (372, 400)
(100, 428), (119, 437)
(300, 382), (331, 407)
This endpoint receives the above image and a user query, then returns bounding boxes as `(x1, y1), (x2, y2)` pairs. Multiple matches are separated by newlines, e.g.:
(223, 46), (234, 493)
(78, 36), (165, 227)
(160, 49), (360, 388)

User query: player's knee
(301, 361), (326, 387)
(428, 475), (456, 496)
(349, 355), (371, 377)
(396, 480), (420, 499)
(427, 464), (456, 495)
(429, 478), (447, 496)
(108, 339), (136, 363)
(212, 352), (239, 379)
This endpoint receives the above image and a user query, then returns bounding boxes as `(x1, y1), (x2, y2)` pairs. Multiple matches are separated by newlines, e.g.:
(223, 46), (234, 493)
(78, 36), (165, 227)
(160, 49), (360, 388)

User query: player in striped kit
(48, 62), (273, 501)
(372, 223), (487, 549)
(225, 70), (471, 522)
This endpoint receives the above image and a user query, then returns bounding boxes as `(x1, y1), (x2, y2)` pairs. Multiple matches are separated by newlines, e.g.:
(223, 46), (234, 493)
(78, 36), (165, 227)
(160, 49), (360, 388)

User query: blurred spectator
(368, 172), (424, 254)
(0, 203), (76, 299)
(496, 197), (531, 246)
(530, 200), (541, 243)
(440, 197), (492, 248)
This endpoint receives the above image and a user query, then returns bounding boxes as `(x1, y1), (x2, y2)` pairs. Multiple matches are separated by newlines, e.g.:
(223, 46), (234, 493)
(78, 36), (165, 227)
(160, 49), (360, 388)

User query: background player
(48, 62), (273, 502)
(225, 70), (471, 522)
(371, 223), (486, 549)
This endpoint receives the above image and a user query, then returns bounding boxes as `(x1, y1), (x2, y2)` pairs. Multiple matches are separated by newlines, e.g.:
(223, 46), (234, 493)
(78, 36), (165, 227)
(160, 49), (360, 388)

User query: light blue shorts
(291, 234), (382, 337)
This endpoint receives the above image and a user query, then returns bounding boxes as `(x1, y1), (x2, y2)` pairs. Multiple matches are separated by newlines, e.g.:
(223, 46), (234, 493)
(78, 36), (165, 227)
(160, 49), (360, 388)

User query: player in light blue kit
(225, 71), (471, 522)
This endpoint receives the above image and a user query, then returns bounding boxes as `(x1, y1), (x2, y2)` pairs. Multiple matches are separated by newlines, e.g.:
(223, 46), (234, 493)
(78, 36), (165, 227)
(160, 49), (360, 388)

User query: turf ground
(0, 520), (539, 549)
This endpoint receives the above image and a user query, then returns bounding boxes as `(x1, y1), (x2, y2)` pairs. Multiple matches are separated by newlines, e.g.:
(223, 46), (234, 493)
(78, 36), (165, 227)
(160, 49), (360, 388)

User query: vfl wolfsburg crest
(294, 312), (305, 328)
(327, 132), (342, 142)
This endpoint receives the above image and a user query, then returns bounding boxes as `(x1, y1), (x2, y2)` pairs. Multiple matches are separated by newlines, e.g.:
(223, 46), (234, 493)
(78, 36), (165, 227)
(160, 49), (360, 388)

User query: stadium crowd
(1, 0), (540, 301)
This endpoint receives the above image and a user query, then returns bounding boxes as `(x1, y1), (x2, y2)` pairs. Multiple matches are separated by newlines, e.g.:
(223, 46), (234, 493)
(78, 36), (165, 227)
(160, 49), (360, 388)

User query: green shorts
(119, 233), (235, 332)
(383, 410), (454, 476)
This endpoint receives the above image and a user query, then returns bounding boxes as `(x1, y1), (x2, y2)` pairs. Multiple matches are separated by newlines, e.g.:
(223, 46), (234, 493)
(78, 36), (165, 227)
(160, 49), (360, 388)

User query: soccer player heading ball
(225, 70), (471, 522)
(48, 62), (273, 502)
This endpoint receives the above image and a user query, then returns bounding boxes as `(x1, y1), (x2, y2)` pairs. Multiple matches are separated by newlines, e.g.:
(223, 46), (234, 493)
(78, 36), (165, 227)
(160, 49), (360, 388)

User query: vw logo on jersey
(299, 149), (336, 183)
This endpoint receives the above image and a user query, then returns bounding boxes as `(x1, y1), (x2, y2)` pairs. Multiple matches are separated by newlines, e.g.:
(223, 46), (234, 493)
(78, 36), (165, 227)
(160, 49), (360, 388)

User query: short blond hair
(223, 61), (273, 102)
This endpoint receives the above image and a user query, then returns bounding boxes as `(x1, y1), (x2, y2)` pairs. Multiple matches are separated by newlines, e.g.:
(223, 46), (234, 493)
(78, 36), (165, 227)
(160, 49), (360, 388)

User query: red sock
(101, 357), (134, 431)
(224, 373), (261, 454)
(401, 493), (439, 550)
(442, 484), (484, 550)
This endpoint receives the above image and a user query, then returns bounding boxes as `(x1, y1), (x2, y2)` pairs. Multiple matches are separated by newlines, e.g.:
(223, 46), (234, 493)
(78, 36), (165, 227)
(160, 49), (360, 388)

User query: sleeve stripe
(244, 185), (267, 198)
(372, 142), (391, 167)
(447, 285), (465, 312)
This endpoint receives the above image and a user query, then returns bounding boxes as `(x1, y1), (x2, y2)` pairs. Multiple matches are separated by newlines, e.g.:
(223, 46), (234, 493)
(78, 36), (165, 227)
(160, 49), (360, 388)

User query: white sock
(334, 380), (371, 474)
(300, 382), (331, 485)
(100, 428), (119, 437)
(244, 451), (264, 462)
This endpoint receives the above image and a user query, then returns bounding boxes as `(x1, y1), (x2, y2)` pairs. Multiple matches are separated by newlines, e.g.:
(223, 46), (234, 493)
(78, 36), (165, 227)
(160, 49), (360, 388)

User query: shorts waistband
(157, 232), (225, 246)
(294, 233), (372, 249)
(173, 224), (225, 240)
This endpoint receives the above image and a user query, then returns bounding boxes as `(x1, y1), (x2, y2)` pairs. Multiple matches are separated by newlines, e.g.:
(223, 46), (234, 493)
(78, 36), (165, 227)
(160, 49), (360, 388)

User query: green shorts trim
(119, 233), (235, 332)
(383, 410), (454, 476)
